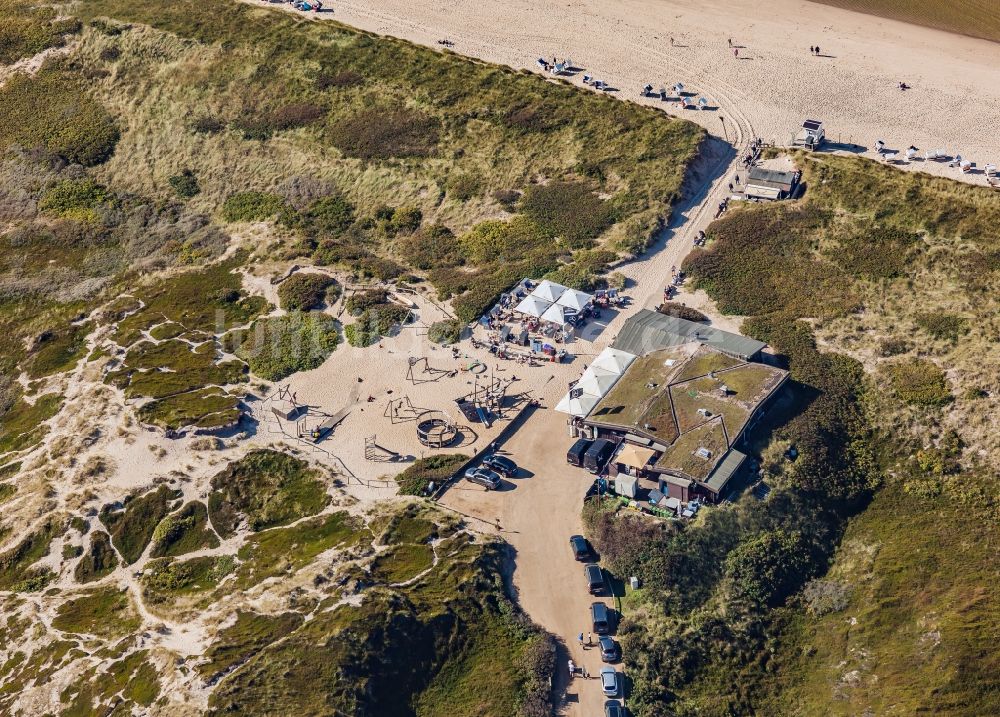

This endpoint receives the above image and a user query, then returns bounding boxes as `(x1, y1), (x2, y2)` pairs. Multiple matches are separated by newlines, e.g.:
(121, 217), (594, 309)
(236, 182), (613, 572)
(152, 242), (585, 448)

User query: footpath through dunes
(283, 0), (1000, 186)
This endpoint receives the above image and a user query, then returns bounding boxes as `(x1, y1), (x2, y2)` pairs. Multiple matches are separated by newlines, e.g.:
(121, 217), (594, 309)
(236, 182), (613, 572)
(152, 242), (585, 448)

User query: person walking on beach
(815, 45), (820, 55)
(727, 38), (732, 47)
(809, 45), (814, 54)
(733, 47), (739, 58)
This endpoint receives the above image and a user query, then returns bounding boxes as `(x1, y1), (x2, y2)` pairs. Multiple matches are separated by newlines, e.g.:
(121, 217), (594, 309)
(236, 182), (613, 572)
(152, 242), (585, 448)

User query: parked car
(600, 667), (619, 697)
(585, 564), (605, 595)
(604, 700), (625, 717)
(591, 601), (612, 634)
(464, 467), (502, 490)
(583, 439), (615, 473)
(566, 438), (593, 467)
(569, 534), (591, 561)
(599, 636), (620, 663)
(482, 454), (518, 478)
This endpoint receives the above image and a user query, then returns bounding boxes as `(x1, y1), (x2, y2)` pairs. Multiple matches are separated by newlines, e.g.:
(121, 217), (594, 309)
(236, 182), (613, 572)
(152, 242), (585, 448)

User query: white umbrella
(576, 367), (619, 396)
(514, 295), (551, 318)
(541, 302), (570, 325)
(555, 391), (599, 417)
(555, 288), (593, 311)
(531, 280), (569, 303)
(591, 347), (637, 375)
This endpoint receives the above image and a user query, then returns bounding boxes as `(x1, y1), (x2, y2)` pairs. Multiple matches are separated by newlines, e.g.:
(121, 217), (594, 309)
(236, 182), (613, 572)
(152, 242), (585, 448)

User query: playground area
(249, 326), (548, 487)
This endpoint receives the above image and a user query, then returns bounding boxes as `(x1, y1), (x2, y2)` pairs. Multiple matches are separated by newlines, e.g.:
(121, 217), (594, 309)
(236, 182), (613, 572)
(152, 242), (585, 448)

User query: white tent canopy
(591, 347), (637, 375)
(555, 391), (599, 417)
(514, 295), (551, 318)
(541, 302), (572, 325)
(576, 366), (619, 396)
(531, 280), (569, 303)
(555, 288), (593, 311)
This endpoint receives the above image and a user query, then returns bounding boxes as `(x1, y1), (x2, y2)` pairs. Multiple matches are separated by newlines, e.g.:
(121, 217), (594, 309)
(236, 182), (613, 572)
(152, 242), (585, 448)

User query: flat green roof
(612, 309), (766, 360)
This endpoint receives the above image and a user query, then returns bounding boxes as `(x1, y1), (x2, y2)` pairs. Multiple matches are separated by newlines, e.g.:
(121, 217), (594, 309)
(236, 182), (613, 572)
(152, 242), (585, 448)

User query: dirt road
(442, 404), (621, 715)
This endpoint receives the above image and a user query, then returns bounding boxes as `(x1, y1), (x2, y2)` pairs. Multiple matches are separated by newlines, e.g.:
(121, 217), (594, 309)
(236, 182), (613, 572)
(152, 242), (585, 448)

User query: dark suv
(482, 454), (518, 478)
(569, 535), (591, 561)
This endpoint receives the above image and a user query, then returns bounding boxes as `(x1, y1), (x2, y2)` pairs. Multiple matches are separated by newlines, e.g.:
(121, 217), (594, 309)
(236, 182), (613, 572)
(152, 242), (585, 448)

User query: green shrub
(389, 206), (422, 234)
(345, 288), (390, 316)
(658, 302), (707, 322)
(397, 224), (463, 270)
(0, 70), (119, 165)
(447, 173), (481, 202)
(915, 312), (968, 343)
(303, 194), (355, 234)
(328, 107), (440, 159)
(100, 485), (183, 565)
(39, 178), (114, 220)
(234, 313), (339, 380)
(395, 454), (468, 495)
(519, 181), (613, 248)
(884, 359), (952, 407)
(150, 501), (220, 558)
(277, 273), (338, 311)
(878, 337), (910, 356)
(346, 305), (412, 347)
(724, 530), (812, 607)
(315, 70), (364, 89)
(208, 450), (329, 537)
(74, 531), (118, 583)
(0, 11), (79, 65)
(221, 191), (289, 223)
(168, 169), (200, 198)
(427, 319), (463, 345)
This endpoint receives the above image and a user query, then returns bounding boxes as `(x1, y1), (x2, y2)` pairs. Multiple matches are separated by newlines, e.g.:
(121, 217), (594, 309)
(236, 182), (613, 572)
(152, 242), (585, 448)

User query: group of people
(808, 45), (822, 55)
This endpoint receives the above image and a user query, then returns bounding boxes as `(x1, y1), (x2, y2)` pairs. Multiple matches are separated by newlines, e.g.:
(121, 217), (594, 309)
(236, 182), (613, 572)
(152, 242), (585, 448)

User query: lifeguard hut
(793, 119), (825, 150)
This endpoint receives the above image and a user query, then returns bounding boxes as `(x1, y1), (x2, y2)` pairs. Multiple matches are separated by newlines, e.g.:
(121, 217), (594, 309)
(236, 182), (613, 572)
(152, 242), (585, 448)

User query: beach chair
(674, 82), (684, 95)
(985, 163), (997, 177)
(697, 97), (708, 109)
(924, 149), (937, 161)
(936, 149), (947, 161)
(949, 154), (962, 168)
(905, 148), (917, 161)
(960, 160), (972, 173)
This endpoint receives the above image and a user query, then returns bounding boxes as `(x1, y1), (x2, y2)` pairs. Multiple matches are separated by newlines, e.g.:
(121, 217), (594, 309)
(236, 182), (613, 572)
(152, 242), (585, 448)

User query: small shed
(745, 167), (797, 201)
(661, 475), (693, 502)
(615, 474), (638, 498)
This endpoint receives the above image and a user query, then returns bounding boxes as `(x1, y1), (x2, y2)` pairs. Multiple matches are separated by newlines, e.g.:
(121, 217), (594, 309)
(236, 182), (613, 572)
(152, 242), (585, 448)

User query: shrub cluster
(427, 319), (463, 345)
(884, 359), (952, 407)
(915, 311), (968, 343)
(277, 272), (339, 311)
(232, 102), (325, 140)
(657, 302), (707, 322)
(519, 181), (612, 248)
(328, 107), (440, 159)
(234, 313), (339, 380)
(168, 169), (200, 199)
(0, 71), (119, 165)
(395, 454), (468, 495)
(38, 178), (115, 220)
(221, 192), (289, 223)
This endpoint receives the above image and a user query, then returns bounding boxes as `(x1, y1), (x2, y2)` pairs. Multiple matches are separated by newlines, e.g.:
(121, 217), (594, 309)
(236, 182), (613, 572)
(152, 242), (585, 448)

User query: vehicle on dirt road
(599, 635), (620, 662)
(464, 467), (502, 490)
(604, 700), (625, 717)
(570, 534), (591, 561)
(591, 601), (612, 634)
(585, 564), (605, 594)
(482, 454), (518, 477)
(567, 438), (593, 466)
(600, 667), (619, 697)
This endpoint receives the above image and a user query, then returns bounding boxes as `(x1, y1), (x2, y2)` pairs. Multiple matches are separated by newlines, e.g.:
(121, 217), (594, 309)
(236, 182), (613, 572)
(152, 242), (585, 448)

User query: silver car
(464, 467), (502, 490)
(600, 667), (618, 697)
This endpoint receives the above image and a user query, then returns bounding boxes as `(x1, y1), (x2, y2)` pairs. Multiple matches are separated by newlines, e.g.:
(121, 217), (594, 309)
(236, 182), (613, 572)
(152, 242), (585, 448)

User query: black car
(566, 438), (593, 467)
(482, 454), (518, 478)
(604, 700), (625, 717)
(464, 467), (502, 490)
(591, 601), (612, 634)
(585, 564), (605, 595)
(569, 534), (590, 561)
(599, 636), (620, 663)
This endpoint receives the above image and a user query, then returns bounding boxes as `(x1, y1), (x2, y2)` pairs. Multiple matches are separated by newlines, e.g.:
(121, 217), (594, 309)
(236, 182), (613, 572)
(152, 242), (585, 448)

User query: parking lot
(439, 406), (623, 715)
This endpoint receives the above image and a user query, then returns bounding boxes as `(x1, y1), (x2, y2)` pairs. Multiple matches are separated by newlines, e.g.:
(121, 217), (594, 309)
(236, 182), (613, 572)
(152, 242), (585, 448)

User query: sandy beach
(295, 0), (1000, 184)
